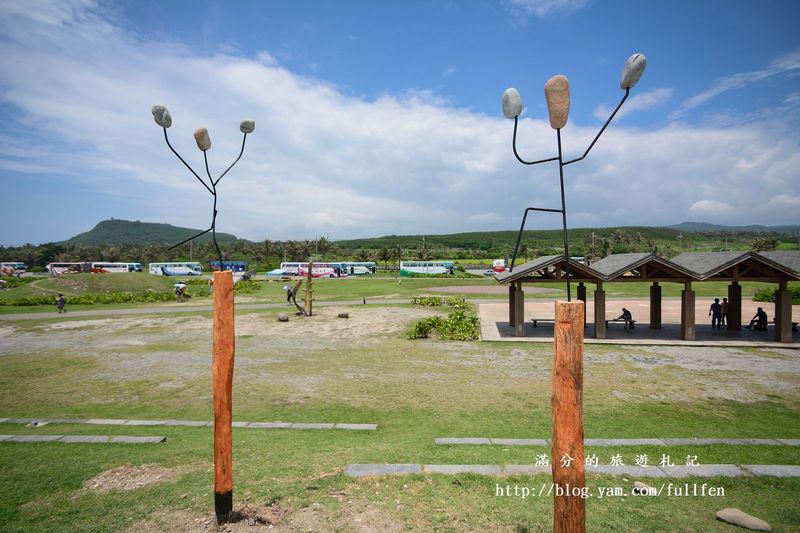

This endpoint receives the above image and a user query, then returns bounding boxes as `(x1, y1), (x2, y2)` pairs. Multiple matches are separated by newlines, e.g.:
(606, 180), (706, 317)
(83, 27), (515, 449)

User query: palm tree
(377, 246), (392, 271)
(519, 243), (530, 262)
(416, 238), (432, 261)
(315, 236), (333, 260)
(392, 244), (404, 276)
(354, 248), (374, 262)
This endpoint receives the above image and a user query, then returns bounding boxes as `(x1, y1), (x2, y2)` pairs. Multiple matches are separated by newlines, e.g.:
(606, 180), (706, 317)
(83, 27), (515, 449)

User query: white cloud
(504, 0), (589, 18)
(0, 0), (798, 244)
(768, 194), (800, 208)
(442, 64), (457, 77)
(672, 49), (800, 118)
(593, 88), (673, 121)
(688, 199), (733, 216)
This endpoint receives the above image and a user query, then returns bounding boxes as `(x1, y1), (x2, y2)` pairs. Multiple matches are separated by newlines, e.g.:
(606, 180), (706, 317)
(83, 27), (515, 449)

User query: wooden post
(552, 300), (585, 533)
(680, 281), (695, 341)
(727, 281), (742, 331)
(514, 283), (525, 337)
(509, 284), (516, 325)
(212, 270), (235, 524)
(594, 282), (605, 339)
(577, 282), (587, 324)
(649, 282), (662, 329)
(304, 261), (314, 316)
(775, 281), (792, 343)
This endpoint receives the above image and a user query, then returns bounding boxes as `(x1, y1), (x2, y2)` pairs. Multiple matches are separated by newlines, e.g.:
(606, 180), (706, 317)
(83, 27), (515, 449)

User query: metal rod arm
(563, 88), (629, 166)
(512, 116), (559, 166)
(214, 133), (248, 186)
(169, 226), (213, 250)
(509, 206), (564, 271)
(163, 128), (214, 194)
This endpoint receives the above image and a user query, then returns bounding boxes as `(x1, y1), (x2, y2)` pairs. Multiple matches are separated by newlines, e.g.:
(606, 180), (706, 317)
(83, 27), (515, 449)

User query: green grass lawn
(1, 306), (798, 530)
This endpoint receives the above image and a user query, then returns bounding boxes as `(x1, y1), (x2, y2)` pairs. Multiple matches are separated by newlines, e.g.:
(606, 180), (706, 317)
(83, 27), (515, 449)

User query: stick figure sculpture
(502, 53), (646, 300)
(151, 106), (254, 525)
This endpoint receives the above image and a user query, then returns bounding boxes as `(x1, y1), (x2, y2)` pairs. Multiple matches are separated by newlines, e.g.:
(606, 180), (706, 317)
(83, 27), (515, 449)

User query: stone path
(345, 464), (800, 478)
(0, 434), (166, 443)
(0, 418), (377, 430)
(435, 437), (800, 446)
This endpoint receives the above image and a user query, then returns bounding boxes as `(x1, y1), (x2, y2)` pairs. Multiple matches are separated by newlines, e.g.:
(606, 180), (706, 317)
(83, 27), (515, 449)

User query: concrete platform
(478, 299), (799, 347)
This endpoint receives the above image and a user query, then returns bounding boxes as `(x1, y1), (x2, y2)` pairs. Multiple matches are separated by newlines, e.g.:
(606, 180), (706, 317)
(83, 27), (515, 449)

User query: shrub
(407, 299), (479, 341)
(0, 288), (212, 307)
(404, 271), (482, 279)
(234, 280), (261, 294)
(753, 286), (800, 304)
(0, 276), (36, 288)
(406, 316), (443, 339)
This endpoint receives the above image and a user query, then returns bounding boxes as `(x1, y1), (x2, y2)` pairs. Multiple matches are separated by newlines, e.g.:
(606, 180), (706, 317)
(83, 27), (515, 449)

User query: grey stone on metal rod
(425, 464), (503, 475)
(620, 53), (646, 90)
(110, 436), (167, 443)
(345, 464), (422, 477)
(248, 422), (292, 429)
(435, 437), (491, 445)
(151, 105), (172, 128)
(240, 119), (255, 134)
(659, 464), (745, 477)
(334, 423), (378, 430)
(194, 127), (211, 151)
(9, 435), (64, 442)
(502, 88), (522, 119)
(544, 75), (570, 129)
(715, 508), (772, 532)
(291, 423), (334, 429)
(491, 438), (548, 446)
(741, 465), (800, 478)
(59, 435), (111, 443)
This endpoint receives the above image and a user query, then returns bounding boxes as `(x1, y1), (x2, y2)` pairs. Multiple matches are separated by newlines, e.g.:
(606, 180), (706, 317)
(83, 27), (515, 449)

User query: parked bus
(400, 261), (455, 276)
(46, 262), (90, 275)
(209, 260), (248, 272)
(127, 262), (142, 272)
(298, 262), (337, 278)
(148, 262), (203, 276)
(90, 262), (130, 273)
(339, 261), (377, 275)
(0, 262), (28, 275)
(492, 259), (507, 272)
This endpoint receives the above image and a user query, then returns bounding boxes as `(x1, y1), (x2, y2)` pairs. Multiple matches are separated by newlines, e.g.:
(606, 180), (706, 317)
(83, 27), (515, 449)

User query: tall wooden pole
(212, 270), (235, 524)
(304, 261), (314, 316)
(552, 300), (585, 533)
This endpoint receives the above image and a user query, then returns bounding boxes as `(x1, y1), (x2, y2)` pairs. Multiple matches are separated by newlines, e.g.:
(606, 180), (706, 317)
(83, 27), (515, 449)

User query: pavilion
(495, 251), (799, 343)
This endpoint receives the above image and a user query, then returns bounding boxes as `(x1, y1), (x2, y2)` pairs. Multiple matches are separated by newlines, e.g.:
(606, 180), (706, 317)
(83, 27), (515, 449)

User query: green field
(1, 305), (799, 530)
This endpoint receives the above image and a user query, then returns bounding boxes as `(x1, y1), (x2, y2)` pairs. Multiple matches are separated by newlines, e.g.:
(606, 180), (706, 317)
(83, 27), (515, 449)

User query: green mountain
(64, 219), (238, 245)
(668, 221), (800, 233)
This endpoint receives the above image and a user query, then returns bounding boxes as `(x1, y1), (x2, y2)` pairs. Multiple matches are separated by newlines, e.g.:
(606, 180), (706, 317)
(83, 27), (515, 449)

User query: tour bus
(339, 261), (377, 275)
(46, 262), (90, 275)
(1, 262), (28, 275)
(298, 262), (337, 278)
(400, 261), (456, 276)
(148, 262), (203, 276)
(209, 260), (248, 272)
(492, 259), (507, 273)
(90, 262), (130, 273)
(127, 262), (142, 272)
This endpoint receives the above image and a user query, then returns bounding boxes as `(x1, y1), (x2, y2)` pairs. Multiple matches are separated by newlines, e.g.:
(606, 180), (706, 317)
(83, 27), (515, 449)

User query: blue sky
(0, 0), (799, 245)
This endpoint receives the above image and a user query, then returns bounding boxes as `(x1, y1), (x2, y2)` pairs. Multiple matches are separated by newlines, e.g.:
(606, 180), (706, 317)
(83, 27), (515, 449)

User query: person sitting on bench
(746, 307), (768, 330)
(617, 308), (634, 329)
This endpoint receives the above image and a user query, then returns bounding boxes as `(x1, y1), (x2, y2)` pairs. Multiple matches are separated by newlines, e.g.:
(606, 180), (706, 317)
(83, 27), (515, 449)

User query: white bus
(91, 262), (130, 273)
(400, 261), (455, 276)
(1, 262), (27, 275)
(339, 261), (377, 275)
(46, 262), (89, 275)
(297, 262), (337, 278)
(127, 262), (142, 272)
(148, 262), (203, 276)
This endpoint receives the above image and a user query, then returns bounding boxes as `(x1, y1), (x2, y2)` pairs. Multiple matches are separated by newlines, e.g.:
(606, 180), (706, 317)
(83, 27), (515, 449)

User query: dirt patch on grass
(130, 499), (400, 532)
(427, 285), (558, 294)
(81, 464), (183, 494)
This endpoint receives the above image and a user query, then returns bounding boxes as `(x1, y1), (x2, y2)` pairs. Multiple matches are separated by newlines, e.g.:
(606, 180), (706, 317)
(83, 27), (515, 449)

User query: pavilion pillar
(649, 282), (662, 330)
(509, 284), (516, 325)
(577, 282), (587, 324)
(775, 281), (792, 343)
(727, 281), (742, 331)
(514, 283), (525, 337)
(594, 282), (606, 339)
(680, 281), (695, 341)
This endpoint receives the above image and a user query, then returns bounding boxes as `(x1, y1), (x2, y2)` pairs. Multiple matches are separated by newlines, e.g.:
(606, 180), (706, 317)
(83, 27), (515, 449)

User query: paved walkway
(435, 437), (800, 446)
(0, 417), (377, 430)
(0, 299), (410, 321)
(345, 463), (800, 478)
(0, 434), (165, 443)
(479, 299), (800, 347)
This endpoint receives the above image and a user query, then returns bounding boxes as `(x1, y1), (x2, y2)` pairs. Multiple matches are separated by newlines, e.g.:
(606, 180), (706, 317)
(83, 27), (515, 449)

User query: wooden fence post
(213, 270), (235, 524)
(552, 300), (585, 533)
(304, 261), (314, 316)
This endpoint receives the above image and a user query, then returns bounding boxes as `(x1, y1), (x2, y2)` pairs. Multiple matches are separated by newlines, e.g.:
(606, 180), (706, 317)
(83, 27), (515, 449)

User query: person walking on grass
(709, 298), (722, 329)
(283, 283), (293, 305)
(56, 294), (66, 314)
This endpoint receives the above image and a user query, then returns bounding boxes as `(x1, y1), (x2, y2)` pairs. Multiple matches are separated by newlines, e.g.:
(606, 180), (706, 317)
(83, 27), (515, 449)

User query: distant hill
(668, 221), (800, 234)
(64, 219), (238, 245)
